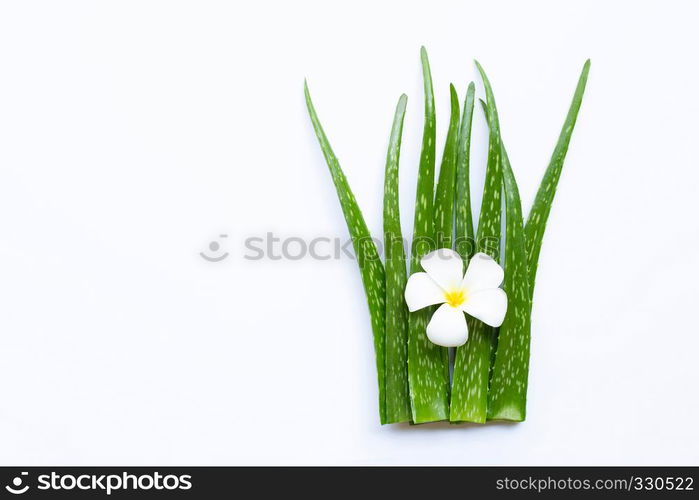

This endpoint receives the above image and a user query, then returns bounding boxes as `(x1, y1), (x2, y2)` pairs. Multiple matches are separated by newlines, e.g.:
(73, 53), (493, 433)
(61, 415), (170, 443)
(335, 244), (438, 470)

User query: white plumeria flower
(405, 249), (508, 347)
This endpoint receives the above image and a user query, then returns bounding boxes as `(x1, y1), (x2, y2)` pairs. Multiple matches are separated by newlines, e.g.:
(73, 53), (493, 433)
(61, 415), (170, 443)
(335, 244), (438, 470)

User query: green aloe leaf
(408, 47), (450, 423)
(455, 82), (476, 260)
(450, 63), (503, 423)
(488, 139), (532, 421)
(432, 85), (460, 405)
(383, 94), (411, 423)
(434, 84), (461, 249)
(525, 60), (591, 301)
(304, 81), (388, 424)
(477, 90), (532, 421)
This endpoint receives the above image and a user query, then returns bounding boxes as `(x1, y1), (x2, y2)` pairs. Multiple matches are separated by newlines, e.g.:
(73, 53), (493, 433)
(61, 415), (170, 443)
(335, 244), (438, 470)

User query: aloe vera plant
(383, 94), (411, 423)
(305, 50), (589, 425)
(407, 47), (450, 423)
(304, 82), (388, 423)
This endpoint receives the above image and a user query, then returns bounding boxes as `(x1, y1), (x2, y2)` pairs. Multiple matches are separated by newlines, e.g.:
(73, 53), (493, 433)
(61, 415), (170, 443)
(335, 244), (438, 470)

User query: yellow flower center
(444, 289), (466, 308)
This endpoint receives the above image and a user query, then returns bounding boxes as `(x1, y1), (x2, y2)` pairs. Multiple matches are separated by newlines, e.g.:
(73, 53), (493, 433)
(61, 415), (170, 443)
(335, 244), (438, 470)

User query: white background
(0, 0), (697, 465)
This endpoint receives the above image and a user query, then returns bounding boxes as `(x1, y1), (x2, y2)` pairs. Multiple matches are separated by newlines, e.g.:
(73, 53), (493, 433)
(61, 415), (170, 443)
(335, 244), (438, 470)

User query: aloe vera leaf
(476, 74), (532, 421)
(304, 81), (388, 424)
(408, 47), (450, 423)
(455, 82), (476, 260)
(489, 142), (532, 421)
(433, 84), (461, 249)
(432, 85), (460, 404)
(449, 62), (503, 423)
(472, 61), (503, 259)
(524, 60), (591, 301)
(476, 99), (506, 378)
(383, 94), (411, 423)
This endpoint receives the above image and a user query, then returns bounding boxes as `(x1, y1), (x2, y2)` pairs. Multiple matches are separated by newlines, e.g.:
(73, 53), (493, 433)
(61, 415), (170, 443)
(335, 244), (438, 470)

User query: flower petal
(420, 248), (464, 290)
(462, 252), (504, 293)
(461, 288), (508, 327)
(426, 303), (469, 347)
(404, 272), (445, 312)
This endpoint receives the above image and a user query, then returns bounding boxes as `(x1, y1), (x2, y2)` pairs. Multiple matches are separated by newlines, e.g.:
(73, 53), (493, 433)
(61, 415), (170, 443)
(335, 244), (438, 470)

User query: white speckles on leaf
(408, 47), (449, 423)
(383, 95), (411, 424)
(305, 53), (589, 426)
(474, 70), (531, 422)
(450, 63), (503, 423)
